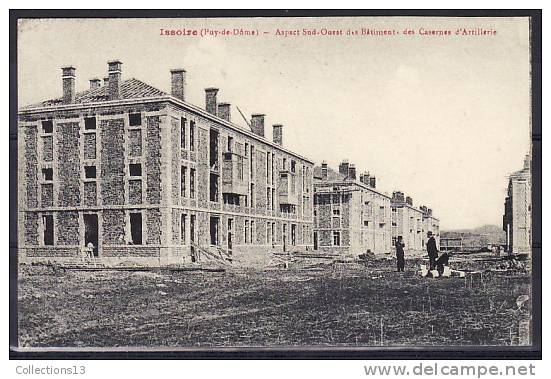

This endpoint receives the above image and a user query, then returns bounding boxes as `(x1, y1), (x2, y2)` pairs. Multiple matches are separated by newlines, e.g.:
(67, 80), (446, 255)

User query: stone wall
(100, 118), (125, 205)
(57, 122), (81, 207)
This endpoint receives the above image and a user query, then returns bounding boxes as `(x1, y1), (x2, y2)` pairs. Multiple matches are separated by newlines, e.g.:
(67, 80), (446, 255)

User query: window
(42, 120), (53, 134)
(84, 116), (96, 130)
(283, 157), (287, 170)
(244, 220), (250, 244)
(266, 223), (271, 245)
(209, 129), (219, 169)
(249, 183), (255, 208)
(180, 117), (187, 149)
(181, 166), (187, 198)
(364, 220), (369, 227)
(227, 136), (233, 152)
(332, 231), (340, 246)
(392, 222), (397, 226)
(237, 156), (244, 180)
(245, 143), (249, 157)
(250, 220), (256, 244)
(266, 188), (271, 210)
(223, 193), (240, 206)
(129, 113), (142, 126)
(129, 212), (143, 245)
(210, 217), (219, 246)
(129, 163), (142, 177)
(250, 145), (255, 180)
(42, 167), (53, 181)
(181, 214), (187, 244)
(210, 173), (219, 202)
(190, 168), (195, 198)
(291, 160), (296, 173)
(333, 208), (340, 216)
(189, 121), (195, 151)
(271, 222), (276, 245)
(84, 165), (96, 179)
(271, 153), (275, 183)
(42, 215), (54, 245)
(266, 154), (270, 184)
(291, 224), (297, 246)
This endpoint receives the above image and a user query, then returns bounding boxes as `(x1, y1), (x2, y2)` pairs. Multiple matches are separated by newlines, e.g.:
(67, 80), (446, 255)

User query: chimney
(338, 160), (350, 177)
(392, 191), (405, 203)
(360, 172), (370, 186)
(428, 208), (433, 216)
(273, 124), (283, 145)
(103, 76), (109, 86)
(218, 103), (231, 122)
(348, 164), (357, 180)
(205, 87), (218, 115)
(250, 114), (265, 137)
(89, 78), (101, 90)
(61, 66), (76, 104)
(369, 176), (376, 188)
(170, 68), (186, 101)
(321, 161), (328, 181)
(107, 60), (122, 100)
(406, 196), (413, 206)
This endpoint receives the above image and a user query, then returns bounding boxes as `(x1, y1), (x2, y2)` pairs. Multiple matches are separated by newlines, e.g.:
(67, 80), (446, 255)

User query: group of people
(394, 231), (449, 275)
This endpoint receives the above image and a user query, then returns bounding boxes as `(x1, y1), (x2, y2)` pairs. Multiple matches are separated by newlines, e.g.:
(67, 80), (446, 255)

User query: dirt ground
(17, 255), (532, 348)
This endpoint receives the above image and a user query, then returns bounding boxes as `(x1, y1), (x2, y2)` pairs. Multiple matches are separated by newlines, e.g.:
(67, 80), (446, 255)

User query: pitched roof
(21, 78), (166, 109)
(313, 165), (346, 181)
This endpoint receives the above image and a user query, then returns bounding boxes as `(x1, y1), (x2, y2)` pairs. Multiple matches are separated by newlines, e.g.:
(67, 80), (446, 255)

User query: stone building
(312, 161), (392, 255)
(503, 154), (532, 254)
(390, 191), (439, 253)
(18, 60), (314, 266)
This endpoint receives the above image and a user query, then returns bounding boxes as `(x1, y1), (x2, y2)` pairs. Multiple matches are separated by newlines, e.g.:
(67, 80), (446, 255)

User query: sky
(17, 17), (531, 230)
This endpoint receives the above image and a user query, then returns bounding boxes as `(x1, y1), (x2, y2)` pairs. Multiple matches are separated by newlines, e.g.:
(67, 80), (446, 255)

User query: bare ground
(17, 255), (532, 348)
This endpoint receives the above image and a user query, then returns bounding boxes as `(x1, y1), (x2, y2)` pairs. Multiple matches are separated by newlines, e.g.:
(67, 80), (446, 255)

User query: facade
(312, 161), (392, 255)
(503, 154), (532, 254)
(390, 191), (440, 253)
(18, 60), (314, 267)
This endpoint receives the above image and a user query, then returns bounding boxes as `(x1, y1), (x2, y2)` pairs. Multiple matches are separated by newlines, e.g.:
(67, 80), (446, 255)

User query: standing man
(395, 236), (405, 272)
(427, 231), (438, 271)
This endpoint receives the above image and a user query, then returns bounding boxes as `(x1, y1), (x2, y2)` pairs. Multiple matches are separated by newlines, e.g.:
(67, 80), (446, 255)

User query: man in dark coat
(395, 236), (405, 272)
(427, 231), (438, 270)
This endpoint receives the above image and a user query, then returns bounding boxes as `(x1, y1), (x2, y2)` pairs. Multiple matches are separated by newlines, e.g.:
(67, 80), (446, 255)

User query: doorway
(83, 214), (99, 257)
(227, 218), (233, 254)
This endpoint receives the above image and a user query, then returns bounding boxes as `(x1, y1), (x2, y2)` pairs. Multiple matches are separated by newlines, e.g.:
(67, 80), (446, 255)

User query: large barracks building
(18, 60), (439, 266)
(18, 61), (314, 266)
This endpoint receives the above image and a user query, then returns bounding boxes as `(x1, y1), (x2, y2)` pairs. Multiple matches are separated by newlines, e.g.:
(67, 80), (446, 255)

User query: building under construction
(18, 60), (314, 267)
(503, 154), (532, 254)
(312, 161), (392, 255)
(391, 191), (440, 253)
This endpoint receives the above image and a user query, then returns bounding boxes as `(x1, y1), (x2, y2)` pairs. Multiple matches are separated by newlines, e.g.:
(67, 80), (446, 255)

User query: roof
(18, 76), (315, 165)
(21, 78), (166, 109)
(313, 165), (346, 181)
(313, 165), (391, 199)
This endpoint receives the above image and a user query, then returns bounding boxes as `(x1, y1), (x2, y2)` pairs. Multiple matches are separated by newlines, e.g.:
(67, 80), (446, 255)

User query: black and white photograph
(10, 11), (541, 358)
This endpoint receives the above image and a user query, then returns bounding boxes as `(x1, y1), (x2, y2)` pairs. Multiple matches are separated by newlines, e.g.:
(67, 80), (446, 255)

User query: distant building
(503, 154), (532, 254)
(390, 192), (439, 252)
(18, 60), (314, 267)
(312, 161), (392, 255)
